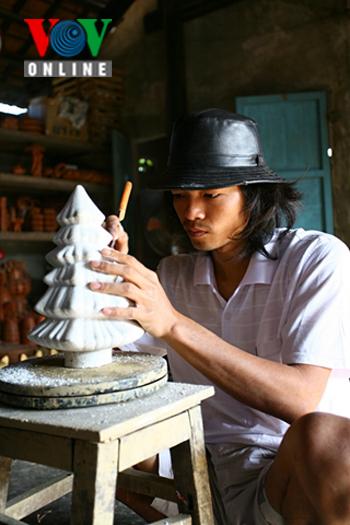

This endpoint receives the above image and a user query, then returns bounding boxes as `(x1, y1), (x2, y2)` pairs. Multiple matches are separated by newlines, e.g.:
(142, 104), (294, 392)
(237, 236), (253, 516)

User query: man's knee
(134, 454), (158, 474)
(289, 412), (350, 521)
(290, 411), (350, 466)
(267, 412), (350, 523)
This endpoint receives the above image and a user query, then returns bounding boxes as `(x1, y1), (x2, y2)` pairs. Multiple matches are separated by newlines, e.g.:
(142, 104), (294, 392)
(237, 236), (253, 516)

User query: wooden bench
(0, 383), (215, 525)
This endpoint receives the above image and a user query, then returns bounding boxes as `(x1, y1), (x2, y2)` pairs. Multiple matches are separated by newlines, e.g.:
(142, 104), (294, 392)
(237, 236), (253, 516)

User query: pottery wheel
(0, 352), (168, 409)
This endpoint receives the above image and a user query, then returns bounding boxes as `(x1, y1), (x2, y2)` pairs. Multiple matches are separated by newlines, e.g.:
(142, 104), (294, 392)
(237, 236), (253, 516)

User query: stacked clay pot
(0, 260), (39, 345)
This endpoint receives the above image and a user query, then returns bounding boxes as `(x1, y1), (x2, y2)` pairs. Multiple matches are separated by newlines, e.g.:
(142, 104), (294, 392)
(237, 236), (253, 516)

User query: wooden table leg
(0, 457), (12, 512)
(71, 440), (119, 525)
(171, 406), (214, 525)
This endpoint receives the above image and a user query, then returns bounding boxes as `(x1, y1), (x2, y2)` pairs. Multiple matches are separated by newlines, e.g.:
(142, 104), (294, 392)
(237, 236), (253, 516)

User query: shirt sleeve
(281, 235), (350, 369)
(121, 331), (168, 356)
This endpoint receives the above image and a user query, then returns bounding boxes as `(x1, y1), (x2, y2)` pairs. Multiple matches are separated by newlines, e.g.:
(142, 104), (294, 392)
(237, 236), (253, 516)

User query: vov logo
(24, 19), (113, 78)
(25, 19), (112, 58)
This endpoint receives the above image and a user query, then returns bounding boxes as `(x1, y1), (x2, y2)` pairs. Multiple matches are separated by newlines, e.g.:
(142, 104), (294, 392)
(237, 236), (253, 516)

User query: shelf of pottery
(0, 258), (56, 366)
(0, 121), (115, 367)
(0, 125), (112, 243)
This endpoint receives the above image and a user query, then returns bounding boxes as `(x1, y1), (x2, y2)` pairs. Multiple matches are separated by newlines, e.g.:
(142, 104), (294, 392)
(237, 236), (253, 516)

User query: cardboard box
(29, 97), (89, 142)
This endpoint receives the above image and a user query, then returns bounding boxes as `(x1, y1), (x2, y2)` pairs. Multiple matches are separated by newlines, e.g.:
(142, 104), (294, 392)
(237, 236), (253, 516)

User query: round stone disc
(0, 352), (168, 410)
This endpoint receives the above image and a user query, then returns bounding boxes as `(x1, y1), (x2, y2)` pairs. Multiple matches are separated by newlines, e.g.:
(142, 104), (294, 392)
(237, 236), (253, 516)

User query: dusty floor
(8, 460), (146, 524)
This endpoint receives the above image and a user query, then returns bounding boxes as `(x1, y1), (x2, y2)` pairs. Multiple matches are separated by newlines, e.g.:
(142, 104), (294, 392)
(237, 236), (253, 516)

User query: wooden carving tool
(118, 181), (133, 221)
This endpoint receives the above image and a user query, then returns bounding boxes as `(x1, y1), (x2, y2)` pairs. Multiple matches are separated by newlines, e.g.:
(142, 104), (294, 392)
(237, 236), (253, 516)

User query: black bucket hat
(152, 108), (286, 190)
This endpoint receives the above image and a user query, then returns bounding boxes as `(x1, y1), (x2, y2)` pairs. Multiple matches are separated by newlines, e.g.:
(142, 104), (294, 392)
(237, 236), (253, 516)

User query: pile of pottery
(0, 260), (40, 346)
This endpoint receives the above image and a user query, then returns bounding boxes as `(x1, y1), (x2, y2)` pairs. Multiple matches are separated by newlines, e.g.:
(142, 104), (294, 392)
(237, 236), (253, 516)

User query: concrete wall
(112, 0), (350, 244)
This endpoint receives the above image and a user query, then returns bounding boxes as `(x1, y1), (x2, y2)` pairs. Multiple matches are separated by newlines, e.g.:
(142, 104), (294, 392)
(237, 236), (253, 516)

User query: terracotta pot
(14, 297), (28, 318)
(3, 318), (20, 344)
(22, 278), (32, 296)
(3, 302), (17, 320)
(11, 268), (22, 280)
(21, 314), (36, 344)
(0, 286), (11, 304)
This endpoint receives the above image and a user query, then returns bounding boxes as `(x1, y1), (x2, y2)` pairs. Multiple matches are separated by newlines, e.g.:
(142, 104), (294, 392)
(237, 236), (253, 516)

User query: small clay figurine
(27, 144), (45, 177)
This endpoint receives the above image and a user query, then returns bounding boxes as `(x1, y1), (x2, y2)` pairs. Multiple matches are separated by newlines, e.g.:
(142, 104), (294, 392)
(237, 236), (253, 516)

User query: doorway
(236, 91), (333, 233)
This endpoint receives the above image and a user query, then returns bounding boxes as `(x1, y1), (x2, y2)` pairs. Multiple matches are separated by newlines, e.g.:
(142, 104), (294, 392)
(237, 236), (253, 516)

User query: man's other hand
(105, 215), (129, 254)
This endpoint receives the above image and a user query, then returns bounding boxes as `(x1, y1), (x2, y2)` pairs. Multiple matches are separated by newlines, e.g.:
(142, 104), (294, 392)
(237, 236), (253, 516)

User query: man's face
(171, 185), (247, 253)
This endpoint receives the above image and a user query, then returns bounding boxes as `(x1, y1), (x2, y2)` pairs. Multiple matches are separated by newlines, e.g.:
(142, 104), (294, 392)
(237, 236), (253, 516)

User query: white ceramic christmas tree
(29, 185), (144, 368)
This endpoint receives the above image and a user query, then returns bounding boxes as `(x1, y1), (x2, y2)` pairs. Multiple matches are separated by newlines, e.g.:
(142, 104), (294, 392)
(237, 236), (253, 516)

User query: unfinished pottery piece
(28, 185), (144, 368)
(0, 352), (168, 409)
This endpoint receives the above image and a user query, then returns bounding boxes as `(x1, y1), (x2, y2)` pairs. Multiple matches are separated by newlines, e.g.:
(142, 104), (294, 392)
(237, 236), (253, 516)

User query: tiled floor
(7, 460), (146, 525)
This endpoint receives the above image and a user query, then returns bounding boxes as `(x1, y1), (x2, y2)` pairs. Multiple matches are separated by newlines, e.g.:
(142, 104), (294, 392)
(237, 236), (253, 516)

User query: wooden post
(0, 198), (8, 232)
(71, 439), (119, 525)
(0, 457), (11, 512)
(171, 406), (214, 525)
(161, 0), (187, 132)
(0, 512), (29, 525)
(153, 516), (192, 524)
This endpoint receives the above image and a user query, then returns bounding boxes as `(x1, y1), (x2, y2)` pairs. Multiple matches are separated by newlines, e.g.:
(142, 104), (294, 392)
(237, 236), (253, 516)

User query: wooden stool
(0, 383), (214, 525)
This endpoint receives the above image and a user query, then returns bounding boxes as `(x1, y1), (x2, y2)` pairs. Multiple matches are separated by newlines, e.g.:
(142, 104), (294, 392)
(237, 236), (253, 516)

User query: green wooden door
(236, 92), (333, 233)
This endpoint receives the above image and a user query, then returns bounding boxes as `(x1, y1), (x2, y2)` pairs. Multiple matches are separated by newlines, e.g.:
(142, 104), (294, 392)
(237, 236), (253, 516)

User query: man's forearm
(163, 312), (330, 424)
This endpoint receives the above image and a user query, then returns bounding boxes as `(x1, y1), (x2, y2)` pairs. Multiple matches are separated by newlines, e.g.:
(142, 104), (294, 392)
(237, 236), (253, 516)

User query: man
(89, 109), (350, 524)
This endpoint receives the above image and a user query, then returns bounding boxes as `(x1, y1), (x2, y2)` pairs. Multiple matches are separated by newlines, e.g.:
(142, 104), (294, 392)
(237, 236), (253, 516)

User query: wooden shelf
(0, 127), (100, 155)
(0, 172), (109, 194)
(0, 343), (37, 353)
(0, 231), (54, 242)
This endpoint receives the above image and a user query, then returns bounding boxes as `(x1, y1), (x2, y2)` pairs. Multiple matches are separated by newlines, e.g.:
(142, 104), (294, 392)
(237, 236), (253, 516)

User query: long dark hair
(161, 181), (302, 258)
(238, 181), (302, 258)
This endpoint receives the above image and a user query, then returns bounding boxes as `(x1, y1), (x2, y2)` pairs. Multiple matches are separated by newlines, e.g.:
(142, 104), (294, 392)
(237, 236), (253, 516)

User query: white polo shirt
(127, 228), (350, 450)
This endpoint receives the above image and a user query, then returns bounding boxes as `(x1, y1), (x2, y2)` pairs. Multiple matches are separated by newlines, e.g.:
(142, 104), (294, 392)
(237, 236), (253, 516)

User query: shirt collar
(193, 253), (215, 286)
(193, 234), (280, 287)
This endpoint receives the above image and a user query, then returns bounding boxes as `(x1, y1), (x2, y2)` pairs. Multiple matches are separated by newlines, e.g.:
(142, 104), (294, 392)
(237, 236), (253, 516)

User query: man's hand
(88, 247), (179, 338)
(105, 215), (129, 254)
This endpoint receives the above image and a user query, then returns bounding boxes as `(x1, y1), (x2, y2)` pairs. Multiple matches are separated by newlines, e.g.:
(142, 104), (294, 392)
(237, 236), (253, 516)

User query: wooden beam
(0, 428), (73, 471)
(0, 54), (22, 66)
(5, 474), (73, 521)
(98, 0), (135, 21)
(12, 0), (27, 12)
(161, 0), (187, 131)
(0, 458), (11, 512)
(118, 468), (177, 502)
(153, 516), (192, 525)
(71, 440), (119, 525)
(75, 0), (109, 7)
(0, 513), (29, 525)
(118, 412), (191, 471)
(0, 7), (23, 22)
(181, 0), (242, 20)
(171, 406), (214, 524)
(145, 0), (242, 32)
